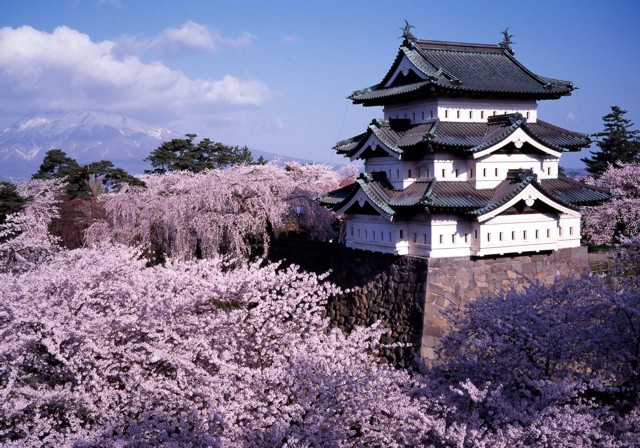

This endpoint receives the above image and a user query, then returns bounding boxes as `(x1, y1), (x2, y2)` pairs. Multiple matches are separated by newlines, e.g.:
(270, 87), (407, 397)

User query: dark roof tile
(352, 39), (574, 105)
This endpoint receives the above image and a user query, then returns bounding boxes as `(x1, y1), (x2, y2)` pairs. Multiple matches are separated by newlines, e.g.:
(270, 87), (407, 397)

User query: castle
(321, 27), (610, 258)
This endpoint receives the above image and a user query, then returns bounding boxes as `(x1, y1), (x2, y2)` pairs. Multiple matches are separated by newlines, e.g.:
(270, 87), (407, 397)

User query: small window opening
(445, 110), (449, 119)
(523, 230), (527, 240)
(487, 233), (491, 242)
(481, 111), (485, 119)
(535, 229), (540, 239)
(451, 234), (455, 244)
(442, 169), (446, 177)
(469, 110), (473, 119)
(511, 231), (515, 240)
(439, 235), (444, 244)
(494, 168), (499, 177)
(455, 168), (459, 177)
(456, 110), (460, 119)
(482, 168), (487, 177)
(400, 230), (404, 239)
(499, 232), (503, 241)
(408, 169), (412, 178)
(470, 168), (474, 178)
(547, 229), (551, 238)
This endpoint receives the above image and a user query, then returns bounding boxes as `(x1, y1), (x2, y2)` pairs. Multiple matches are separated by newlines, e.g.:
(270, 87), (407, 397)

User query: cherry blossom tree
(0, 243), (440, 447)
(582, 162), (640, 245)
(85, 162), (358, 262)
(4, 167), (640, 446)
(0, 178), (64, 273)
(432, 243), (640, 446)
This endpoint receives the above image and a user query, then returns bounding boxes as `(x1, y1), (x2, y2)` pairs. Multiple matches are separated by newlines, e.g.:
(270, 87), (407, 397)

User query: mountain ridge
(0, 110), (184, 180)
(0, 110), (337, 181)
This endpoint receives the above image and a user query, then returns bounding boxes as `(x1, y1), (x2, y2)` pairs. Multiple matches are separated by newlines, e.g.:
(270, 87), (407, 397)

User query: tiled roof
(351, 39), (574, 105)
(540, 176), (612, 205)
(425, 181), (492, 209)
(337, 115), (590, 159)
(319, 169), (611, 218)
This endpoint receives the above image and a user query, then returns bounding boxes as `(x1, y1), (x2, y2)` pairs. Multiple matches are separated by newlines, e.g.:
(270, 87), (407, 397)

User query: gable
(333, 188), (395, 220)
(474, 183), (580, 223)
(384, 55), (429, 88)
(473, 127), (563, 159)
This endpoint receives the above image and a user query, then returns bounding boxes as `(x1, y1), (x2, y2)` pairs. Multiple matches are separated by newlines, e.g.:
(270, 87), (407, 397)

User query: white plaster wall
(428, 214), (473, 258)
(346, 215), (408, 255)
(557, 214), (582, 249)
(432, 154), (470, 181)
(470, 212), (580, 256)
(473, 152), (559, 189)
(364, 158), (420, 189)
(384, 97), (538, 124)
(407, 216), (433, 257)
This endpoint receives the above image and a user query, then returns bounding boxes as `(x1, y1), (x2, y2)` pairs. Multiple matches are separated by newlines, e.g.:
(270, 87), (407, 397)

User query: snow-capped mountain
(0, 110), (183, 179)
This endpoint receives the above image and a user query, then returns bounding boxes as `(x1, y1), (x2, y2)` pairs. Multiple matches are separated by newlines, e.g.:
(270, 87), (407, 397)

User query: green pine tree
(145, 134), (254, 173)
(582, 106), (640, 176)
(0, 182), (28, 224)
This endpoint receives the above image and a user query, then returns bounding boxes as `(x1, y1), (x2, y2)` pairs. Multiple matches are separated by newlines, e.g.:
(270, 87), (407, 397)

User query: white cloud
(0, 25), (273, 122)
(114, 21), (255, 58)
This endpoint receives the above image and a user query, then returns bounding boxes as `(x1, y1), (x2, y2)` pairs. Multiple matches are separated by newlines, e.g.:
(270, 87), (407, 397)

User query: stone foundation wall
(421, 246), (590, 361)
(269, 237), (589, 367)
(269, 237), (427, 369)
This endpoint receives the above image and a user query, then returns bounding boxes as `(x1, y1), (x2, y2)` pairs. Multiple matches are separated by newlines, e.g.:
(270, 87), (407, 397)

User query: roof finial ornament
(400, 20), (416, 42)
(499, 27), (515, 54)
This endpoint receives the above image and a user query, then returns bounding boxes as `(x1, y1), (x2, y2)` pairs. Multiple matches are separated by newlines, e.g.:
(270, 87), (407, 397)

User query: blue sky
(2, 0), (639, 169)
